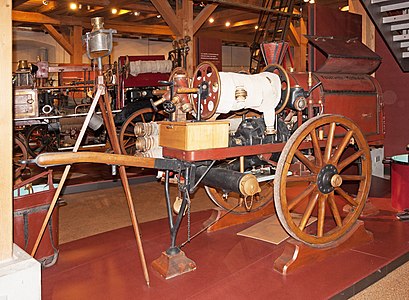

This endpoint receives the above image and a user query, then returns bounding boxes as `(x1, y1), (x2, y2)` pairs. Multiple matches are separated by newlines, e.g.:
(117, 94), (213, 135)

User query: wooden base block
(274, 220), (373, 275)
(204, 201), (276, 233)
(343, 199), (380, 217)
(151, 250), (196, 280)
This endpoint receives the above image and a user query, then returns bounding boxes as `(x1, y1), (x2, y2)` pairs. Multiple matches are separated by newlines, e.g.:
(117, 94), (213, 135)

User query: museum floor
(38, 165), (409, 299)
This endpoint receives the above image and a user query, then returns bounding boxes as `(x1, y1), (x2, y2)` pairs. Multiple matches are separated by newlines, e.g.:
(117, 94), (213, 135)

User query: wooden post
(177, 0), (194, 76)
(349, 0), (375, 51)
(71, 26), (83, 64)
(0, 0), (13, 261)
(295, 18), (307, 72)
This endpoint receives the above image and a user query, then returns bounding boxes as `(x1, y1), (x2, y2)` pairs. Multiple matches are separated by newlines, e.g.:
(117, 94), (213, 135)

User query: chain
(186, 189), (191, 243)
(179, 202), (240, 249)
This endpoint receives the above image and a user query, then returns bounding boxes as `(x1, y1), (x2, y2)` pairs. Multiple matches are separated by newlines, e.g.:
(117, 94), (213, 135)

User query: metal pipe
(195, 166), (260, 196)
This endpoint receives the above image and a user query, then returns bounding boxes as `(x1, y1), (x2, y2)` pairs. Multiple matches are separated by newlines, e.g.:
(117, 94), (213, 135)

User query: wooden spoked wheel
(13, 137), (28, 179)
(205, 180), (274, 214)
(119, 108), (165, 155)
(274, 114), (371, 247)
(191, 61), (221, 120)
(204, 160), (274, 214)
(262, 64), (291, 114)
(26, 124), (59, 158)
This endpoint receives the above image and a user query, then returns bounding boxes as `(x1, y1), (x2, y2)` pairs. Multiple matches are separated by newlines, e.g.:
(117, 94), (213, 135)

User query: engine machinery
(125, 35), (384, 252)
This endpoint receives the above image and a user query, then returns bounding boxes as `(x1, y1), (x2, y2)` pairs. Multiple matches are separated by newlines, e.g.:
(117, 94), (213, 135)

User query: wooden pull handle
(35, 152), (156, 169)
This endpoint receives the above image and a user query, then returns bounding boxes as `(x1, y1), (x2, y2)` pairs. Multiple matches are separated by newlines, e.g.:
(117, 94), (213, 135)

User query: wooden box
(159, 121), (229, 151)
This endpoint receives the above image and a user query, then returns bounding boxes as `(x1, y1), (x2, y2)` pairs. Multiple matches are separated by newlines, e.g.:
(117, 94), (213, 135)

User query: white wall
(13, 29), (71, 67)
(12, 29), (250, 71)
(0, 245), (41, 300)
(222, 45), (250, 72)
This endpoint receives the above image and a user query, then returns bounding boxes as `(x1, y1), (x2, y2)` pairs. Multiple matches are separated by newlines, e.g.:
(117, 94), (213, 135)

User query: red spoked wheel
(191, 61), (221, 120)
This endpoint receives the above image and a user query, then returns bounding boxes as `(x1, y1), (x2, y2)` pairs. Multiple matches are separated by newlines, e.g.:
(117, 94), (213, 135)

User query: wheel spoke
(310, 129), (323, 167)
(317, 194), (327, 237)
(337, 149), (364, 172)
(140, 114), (146, 123)
(324, 122), (336, 163)
(329, 130), (354, 165)
(327, 192), (342, 227)
(286, 175), (316, 182)
(340, 175), (365, 181)
(36, 145), (46, 153)
(288, 183), (316, 210)
(123, 132), (135, 137)
(295, 150), (319, 173)
(129, 121), (136, 127)
(298, 190), (319, 231)
(335, 187), (358, 206)
(125, 141), (136, 149)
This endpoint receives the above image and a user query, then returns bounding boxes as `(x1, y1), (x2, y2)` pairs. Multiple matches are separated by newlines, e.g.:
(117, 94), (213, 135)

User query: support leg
(98, 91), (150, 286)
(31, 85), (103, 256)
(151, 169), (196, 279)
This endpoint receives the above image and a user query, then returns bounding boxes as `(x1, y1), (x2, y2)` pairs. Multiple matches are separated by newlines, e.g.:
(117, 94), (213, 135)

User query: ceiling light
(157, 14), (161, 18)
(42, 0), (48, 5)
(225, 21), (231, 27)
(340, 5), (349, 11)
(255, 25), (259, 30)
(309, 0), (315, 3)
(78, 4), (82, 9)
(111, 8), (118, 14)
(69, 2), (78, 10)
(87, 5), (91, 10)
(134, 11), (140, 16)
(209, 17), (214, 23)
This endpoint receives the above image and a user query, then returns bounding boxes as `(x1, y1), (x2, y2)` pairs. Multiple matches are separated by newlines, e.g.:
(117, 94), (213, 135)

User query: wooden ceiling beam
(105, 23), (173, 36)
(193, 3), (218, 34)
(13, 10), (173, 37)
(62, 0), (110, 6)
(150, 0), (181, 36)
(42, 24), (73, 55)
(13, 0), (30, 8)
(38, 1), (57, 13)
(12, 10), (62, 25)
(82, 6), (105, 17)
(122, 3), (158, 13)
(206, 0), (294, 16)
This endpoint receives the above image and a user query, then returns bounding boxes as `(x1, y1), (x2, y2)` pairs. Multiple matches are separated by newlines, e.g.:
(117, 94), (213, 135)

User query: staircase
(361, 0), (409, 71)
(249, 0), (296, 73)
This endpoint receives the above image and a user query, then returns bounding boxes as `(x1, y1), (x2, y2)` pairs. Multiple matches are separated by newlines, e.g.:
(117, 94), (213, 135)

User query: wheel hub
(317, 164), (340, 194)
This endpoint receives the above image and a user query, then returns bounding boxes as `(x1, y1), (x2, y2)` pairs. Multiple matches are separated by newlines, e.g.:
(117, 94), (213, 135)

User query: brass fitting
(239, 174), (261, 197)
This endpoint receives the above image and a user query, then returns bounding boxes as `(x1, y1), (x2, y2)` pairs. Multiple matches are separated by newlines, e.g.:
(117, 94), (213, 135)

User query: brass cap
(330, 174), (343, 188)
(239, 174), (261, 197)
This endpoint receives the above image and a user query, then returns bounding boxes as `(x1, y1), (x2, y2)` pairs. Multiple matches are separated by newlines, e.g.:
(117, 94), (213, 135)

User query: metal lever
(158, 80), (173, 86)
(304, 81), (322, 98)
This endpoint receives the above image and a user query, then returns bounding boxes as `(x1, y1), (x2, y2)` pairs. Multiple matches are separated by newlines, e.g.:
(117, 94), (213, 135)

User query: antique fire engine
(32, 35), (384, 281)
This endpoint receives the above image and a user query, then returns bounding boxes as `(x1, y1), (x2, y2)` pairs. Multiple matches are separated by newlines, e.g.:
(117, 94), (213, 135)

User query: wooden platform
(42, 196), (409, 299)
